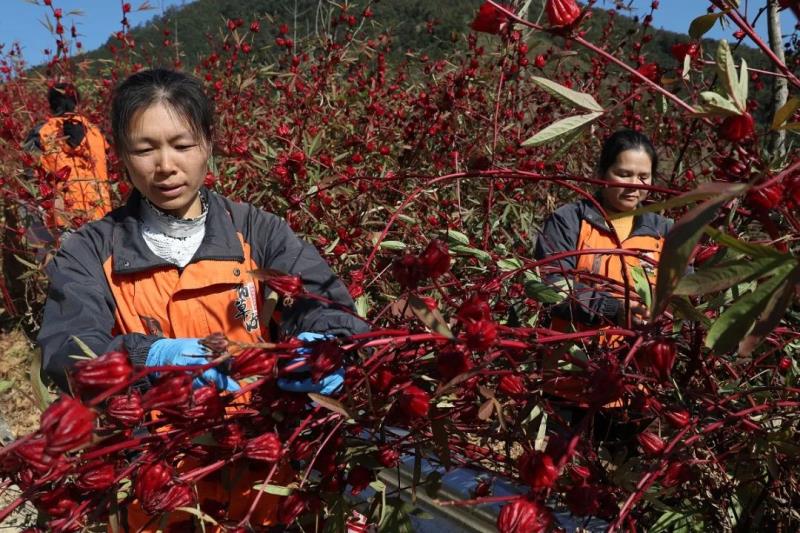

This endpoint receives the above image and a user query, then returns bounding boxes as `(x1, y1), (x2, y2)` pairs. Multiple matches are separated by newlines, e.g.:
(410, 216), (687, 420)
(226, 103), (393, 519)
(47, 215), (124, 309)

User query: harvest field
(1, 0), (799, 531)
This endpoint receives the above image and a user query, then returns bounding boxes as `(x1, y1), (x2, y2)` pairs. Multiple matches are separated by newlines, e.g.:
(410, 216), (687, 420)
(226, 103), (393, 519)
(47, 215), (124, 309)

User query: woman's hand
(617, 302), (650, 327)
(146, 338), (240, 391)
(277, 332), (344, 396)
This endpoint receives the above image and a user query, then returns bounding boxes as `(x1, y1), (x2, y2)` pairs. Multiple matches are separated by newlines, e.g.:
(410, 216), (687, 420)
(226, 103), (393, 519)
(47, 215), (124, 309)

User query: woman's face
(600, 148), (653, 213)
(124, 102), (210, 219)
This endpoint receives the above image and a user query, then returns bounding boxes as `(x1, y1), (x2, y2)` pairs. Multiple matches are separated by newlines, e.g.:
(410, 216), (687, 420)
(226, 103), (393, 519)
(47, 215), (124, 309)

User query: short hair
(111, 69), (213, 158)
(598, 129), (658, 177)
(48, 83), (79, 115)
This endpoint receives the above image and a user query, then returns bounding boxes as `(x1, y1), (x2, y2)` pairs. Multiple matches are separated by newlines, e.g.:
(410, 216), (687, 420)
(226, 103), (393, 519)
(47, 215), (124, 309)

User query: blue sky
(0, 1), (796, 67)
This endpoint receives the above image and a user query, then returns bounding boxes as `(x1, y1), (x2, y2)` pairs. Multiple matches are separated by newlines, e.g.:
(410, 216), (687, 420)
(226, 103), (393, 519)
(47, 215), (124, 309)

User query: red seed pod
(213, 423), (245, 448)
(278, 492), (308, 525)
(462, 319), (498, 351)
(309, 341), (343, 382)
(37, 485), (79, 518)
(398, 385), (430, 419)
(145, 482), (194, 515)
(231, 347), (277, 379)
(419, 239), (450, 279)
(720, 113), (755, 142)
(498, 374), (526, 398)
(456, 294), (492, 323)
(14, 434), (60, 473)
(497, 498), (552, 533)
(436, 349), (473, 381)
(347, 465), (372, 496)
(778, 357), (792, 373)
(470, 2), (509, 34)
(473, 478), (492, 497)
(664, 409), (690, 429)
(40, 395), (95, 454)
(746, 183), (785, 210)
(244, 432), (282, 462)
(106, 392), (144, 427)
(641, 339), (677, 382)
(265, 274), (304, 298)
(368, 366), (396, 394)
(73, 351), (133, 392)
(376, 445), (400, 468)
(517, 451), (559, 489)
(671, 42), (700, 62)
(545, 0), (581, 27)
(662, 461), (692, 488)
(693, 244), (720, 266)
(392, 254), (423, 290)
(142, 374), (192, 410)
(637, 431), (666, 456)
(134, 461), (173, 504)
(633, 62), (660, 84)
(75, 460), (117, 491)
(291, 439), (316, 461)
(178, 385), (225, 422)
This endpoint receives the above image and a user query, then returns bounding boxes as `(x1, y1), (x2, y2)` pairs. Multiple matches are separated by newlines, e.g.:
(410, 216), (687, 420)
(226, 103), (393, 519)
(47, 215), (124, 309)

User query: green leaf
(674, 256), (791, 296)
(738, 265), (800, 356)
(704, 228), (785, 259)
(609, 181), (737, 220)
(630, 266), (652, 309)
(521, 112), (603, 147)
(689, 12), (723, 39)
(408, 294), (454, 339)
(355, 294), (369, 318)
(438, 230), (470, 246)
(70, 336), (98, 358)
(450, 244), (492, 263)
(250, 483), (294, 496)
(530, 76), (604, 112)
(307, 393), (356, 420)
(175, 506), (221, 527)
(380, 240), (407, 250)
(0, 380), (12, 394)
(653, 184), (747, 315)
(670, 296), (712, 327)
(693, 91), (741, 117)
(379, 497), (416, 533)
(497, 257), (523, 271)
(772, 97), (800, 130)
(524, 278), (565, 304)
(716, 40), (745, 112)
(706, 261), (797, 354)
(736, 57), (748, 105)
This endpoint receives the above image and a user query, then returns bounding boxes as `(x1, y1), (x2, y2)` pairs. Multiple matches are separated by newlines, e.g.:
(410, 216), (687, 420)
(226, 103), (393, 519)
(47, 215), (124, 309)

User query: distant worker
(24, 82), (112, 237)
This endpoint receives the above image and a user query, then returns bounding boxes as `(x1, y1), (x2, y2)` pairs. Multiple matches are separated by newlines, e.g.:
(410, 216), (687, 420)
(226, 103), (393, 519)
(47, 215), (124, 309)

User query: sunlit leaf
(738, 265), (800, 356)
(772, 97), (800, 130)
(675, 256), (791, 296)
(530, 76), (604, 112)
(521, 112), (603, 147)
(689, 12), (722, 39)
(308, 393), (355, 420)
(716, 40), (745, 112)
(609, 182), (739, 220)
(408, 294), (454, 339)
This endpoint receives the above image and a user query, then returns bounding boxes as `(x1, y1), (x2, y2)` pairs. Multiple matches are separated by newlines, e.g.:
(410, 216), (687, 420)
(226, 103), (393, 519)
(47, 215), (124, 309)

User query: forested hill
(83, 0), (770, 70)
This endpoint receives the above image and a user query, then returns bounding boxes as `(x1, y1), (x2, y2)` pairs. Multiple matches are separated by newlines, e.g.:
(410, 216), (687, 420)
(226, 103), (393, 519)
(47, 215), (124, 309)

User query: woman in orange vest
(37, 69), (367, 530)
(534, 129), (671, 331)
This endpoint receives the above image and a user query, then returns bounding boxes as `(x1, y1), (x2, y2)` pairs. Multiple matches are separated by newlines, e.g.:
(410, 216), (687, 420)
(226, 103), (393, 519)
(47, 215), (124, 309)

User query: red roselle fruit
(463, 319), (498, 351)
(693, 244), (720, 266)
(37, 486), (79, 518)
(40, 395), (95, 454)
(278, 492), (308, 525)
(309, 342), (343, 382)
(720, 112), (755, 142)
(670, 42), (700, 62)
(470, 2), (508, 34)
(75, 460), (117, 491)
(664, 409), (690, 429)
(498, 374), (526, 397)
(178, 385), (225, 422)
(456, 293), (492, 323)
(497, 498), (552, 533)
(398, 385), (430, 419)
(134, 461), (173, 504)
(265, 273), (304, 298)
(231, 347), (277, 378)
(392, 254), (422, 290)
(545, 0), (581, 27)
(376, 445), (400, 468)
(73, 351), (133, 392)
(517, 451), (559, 489)
(106, 392), (144, 427)
(347, 465), (372, 496)
(145, 482), (194, 514)
(419, 239), (450, 279)
(642, 339), (677, 382)
(213, 423), (245, 448)
(637, 431), (666, 456)
(746, 183), (784, 211)
(778, 357), (792, 373)
(142, 374), (192, 410)
(244, 432), (282, 462)
(436, 349), (473, 381)
(633, 62), (660, 83)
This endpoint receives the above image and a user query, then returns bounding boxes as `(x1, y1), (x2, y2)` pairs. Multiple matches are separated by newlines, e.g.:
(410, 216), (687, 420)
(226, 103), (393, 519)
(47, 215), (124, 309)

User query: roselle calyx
(265, 274), (304, 298)
(399, 385), (430, 419)
(213, 423), (245, 448)
(244, 432), (282, 462)
(41, 395), (95, 454)
(518, 451), (558, 489)
(231, 347), (277, 378)
(419, 239), (450, 279)
(720, 112), (754, 142)
(309, 341), (343, 382)
(376, 445), (400, 468)
(347, 465), (372, 496)
(470, 2), (509, 34)
(642, 339), (676, 382)
(456, 293), (492, 323)
(75, 460), (117, 491)
(497, 498), (552, 533)
(37, 485), (79, 518)
(693, 244), (720, 266)
(145, 482), (194, 514)
(436, 349), (473, 381)
(637, 431), (666, 456)
(671, 42), (700, 62)
(106, 392), (144, 427)
(73, 351), (132, 392)
(278, 492), (308, 525)
(392, 254), (422, 290)
(134, 461), (172, 503)
(545, 0), (581, 27)
(142, 374), (192, 410)
(463, 319), (498, 351)
(664, 409), (690, 429)
(746, 183), (784, 211)
(498, 374), (526, 397)
(177, 385), (225, 422)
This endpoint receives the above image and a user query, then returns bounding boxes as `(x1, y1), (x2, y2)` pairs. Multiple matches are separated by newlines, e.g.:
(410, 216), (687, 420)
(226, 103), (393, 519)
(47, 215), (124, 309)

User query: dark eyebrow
(130, 133), (196, 144)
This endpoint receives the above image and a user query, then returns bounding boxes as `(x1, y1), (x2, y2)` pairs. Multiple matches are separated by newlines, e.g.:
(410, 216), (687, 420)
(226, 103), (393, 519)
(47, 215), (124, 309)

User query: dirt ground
(0, 328), (43, 531)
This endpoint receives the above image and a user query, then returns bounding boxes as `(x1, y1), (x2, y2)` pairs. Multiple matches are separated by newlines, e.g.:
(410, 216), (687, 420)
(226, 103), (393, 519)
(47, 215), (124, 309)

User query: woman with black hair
(534, 129), (672, 330)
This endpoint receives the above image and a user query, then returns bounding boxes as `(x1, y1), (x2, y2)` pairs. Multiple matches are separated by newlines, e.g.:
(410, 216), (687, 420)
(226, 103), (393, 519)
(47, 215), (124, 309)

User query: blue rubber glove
(146, 338), (240, 392)
(277, 332), (344, 395)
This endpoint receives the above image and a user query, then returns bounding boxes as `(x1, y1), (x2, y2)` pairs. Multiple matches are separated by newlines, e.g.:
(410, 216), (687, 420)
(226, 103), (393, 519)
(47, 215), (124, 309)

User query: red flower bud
(671, 42), (700, 62)
(633, 62), (660, 84)
(142, 374), (192, 410)
(347, 465), (372, 496)
(265, 274), (304, 298)
(37, 486), (79, 518)
(399, 385), (430, 419)
(376, 445), (400, 468)
(517, 451), (558, 489)
(637, 431), (666, 456)
(177, 385), (225, 422)
(419, 239), (450, 279)
(213, 423), (245, 448)
(641, 339), (676, 382)
(664, 409), (690, 429)
(456, 294), (492, 323)
(720, 113), (754, 142)
(75, 460), (117, 491)
(146, 482), (194, 514)
(41, 395), (95, 454)
(497, 498), (552, 533)
(470, 2), (509, 34)
(231, 347), (277, 379)
(779, 356), (792, 373)
(278, 492), (308, 525)
(545, 0), (581, 27)
(73, 351), (133, 393)
(498, 374), (526, 398)
(436, 349), (473, 381)
(135, 461), (172, 503)
(369, 366), (396, 394)
(693, 244), (720, 266)
(308, 341), (343, 382)
(244, 432), (282, 462)
(746, 183), (784, 210)
(463, 319), (497, 351)
(14, 434), (62, 473)
(106, 392), (144, 427)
